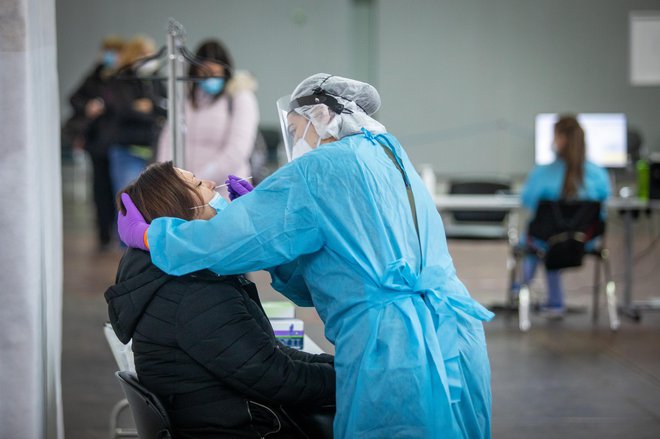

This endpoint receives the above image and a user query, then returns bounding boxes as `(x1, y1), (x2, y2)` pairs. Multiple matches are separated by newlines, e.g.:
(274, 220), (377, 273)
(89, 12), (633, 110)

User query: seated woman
(520, 115), (611, 316)
(105, 161), (335, 439)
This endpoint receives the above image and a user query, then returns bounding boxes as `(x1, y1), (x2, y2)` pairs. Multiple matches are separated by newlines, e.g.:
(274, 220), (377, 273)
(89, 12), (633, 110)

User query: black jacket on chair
(105, 249), (335, 438)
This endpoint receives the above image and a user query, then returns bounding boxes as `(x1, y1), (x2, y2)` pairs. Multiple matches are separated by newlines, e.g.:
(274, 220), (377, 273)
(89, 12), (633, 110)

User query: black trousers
(90, 151), (116, 246)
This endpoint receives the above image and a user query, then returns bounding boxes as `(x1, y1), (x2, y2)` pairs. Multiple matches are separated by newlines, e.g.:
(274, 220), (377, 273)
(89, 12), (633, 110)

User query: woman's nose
(205, 180), (216, 189)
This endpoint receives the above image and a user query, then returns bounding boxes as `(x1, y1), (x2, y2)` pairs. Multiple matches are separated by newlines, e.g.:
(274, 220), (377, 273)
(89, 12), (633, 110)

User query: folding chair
(104, 323), (138, 438)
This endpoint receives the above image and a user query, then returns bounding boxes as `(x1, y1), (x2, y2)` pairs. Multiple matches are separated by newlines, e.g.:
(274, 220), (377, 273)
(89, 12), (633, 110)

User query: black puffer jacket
(105, 249), (335, 438)
(101, 71), (166, 148)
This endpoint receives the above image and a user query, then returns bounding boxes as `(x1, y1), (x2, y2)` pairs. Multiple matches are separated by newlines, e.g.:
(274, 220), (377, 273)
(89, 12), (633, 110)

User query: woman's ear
(308, 105), (335, 139)
(309, 105), (333, 125)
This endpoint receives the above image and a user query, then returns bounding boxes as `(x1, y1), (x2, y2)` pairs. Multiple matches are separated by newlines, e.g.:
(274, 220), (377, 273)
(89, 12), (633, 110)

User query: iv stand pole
(167, 19), (186, 168)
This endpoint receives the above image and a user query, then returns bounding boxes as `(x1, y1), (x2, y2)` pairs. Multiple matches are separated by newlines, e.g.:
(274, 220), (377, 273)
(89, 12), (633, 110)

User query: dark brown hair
(189, 39), (233, 109)
(555, 115), (586, 199)
(116, 161), (204, 223)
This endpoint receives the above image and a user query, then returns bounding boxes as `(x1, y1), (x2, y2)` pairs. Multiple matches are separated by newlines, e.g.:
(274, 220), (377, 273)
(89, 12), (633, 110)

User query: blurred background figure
(64, 35), (125, 251)
(157, 39), (259, 197)
(519, 115), (611, 316)
(104, 36), (166, 197)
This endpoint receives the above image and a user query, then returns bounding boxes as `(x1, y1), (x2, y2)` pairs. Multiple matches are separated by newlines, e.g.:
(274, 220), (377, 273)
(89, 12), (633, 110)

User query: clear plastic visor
(276, 95), (296, 162)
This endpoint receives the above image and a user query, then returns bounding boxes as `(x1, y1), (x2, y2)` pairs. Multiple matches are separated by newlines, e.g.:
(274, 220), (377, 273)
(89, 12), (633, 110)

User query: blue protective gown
(148, 130), (494, 438)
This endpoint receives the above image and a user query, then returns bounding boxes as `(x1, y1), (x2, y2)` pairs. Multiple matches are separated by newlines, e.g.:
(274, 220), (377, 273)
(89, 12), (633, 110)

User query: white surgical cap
(290, 73), (387, 140)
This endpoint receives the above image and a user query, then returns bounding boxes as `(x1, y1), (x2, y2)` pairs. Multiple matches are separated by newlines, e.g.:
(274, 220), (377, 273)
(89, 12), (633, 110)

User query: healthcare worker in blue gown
(118, 74), (494, 438)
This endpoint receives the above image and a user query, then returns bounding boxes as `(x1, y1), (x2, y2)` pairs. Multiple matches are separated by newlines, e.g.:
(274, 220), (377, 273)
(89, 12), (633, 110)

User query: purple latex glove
(117, 193), (149, 250)
(226, 175), (254, 201)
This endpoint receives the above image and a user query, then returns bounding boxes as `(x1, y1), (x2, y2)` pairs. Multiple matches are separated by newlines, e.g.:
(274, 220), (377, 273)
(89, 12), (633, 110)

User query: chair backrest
(115, 371), (173, 439)
(528, 200), (604, 270)
(449, 180), (511, 222)
(104, 323), (136, 372)
(529, 200), (604, 240)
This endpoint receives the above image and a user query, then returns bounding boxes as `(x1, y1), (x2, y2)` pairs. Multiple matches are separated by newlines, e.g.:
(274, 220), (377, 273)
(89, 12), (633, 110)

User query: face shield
(277, 91), (345, 162)
(276, 95), (296, 162)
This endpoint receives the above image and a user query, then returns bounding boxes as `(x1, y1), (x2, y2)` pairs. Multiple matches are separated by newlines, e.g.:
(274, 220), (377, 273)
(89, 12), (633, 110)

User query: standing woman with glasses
(157, 39), (259, 199)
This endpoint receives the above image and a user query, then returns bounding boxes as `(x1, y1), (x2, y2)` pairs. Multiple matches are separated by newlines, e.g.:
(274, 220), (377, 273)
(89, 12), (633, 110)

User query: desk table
(608, 198), (660, 319)
(434, 194), (660, 320)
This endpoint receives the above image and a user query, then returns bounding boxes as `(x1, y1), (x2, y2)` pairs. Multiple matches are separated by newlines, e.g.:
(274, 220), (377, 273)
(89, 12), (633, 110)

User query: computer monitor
(535, 113), (627, 168)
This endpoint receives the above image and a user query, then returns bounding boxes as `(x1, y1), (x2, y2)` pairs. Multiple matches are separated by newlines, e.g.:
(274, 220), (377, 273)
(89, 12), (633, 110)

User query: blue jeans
(108, 145), (148, 196)
(523, 256), (563, 308)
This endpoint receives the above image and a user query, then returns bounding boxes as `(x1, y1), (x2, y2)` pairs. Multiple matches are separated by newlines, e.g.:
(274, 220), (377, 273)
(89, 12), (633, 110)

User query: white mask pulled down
(292, 119), (321, 160)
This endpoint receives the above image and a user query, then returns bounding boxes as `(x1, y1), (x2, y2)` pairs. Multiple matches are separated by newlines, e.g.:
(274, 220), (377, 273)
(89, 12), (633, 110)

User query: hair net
(290, 73), (386, 140)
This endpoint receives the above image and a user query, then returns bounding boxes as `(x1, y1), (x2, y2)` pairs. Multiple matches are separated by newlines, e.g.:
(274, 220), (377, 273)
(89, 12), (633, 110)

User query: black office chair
(448, 180), (511, 223)
(509, 200), (620, 332)
(115, 371), (174, 439)
(444, 180), (513, 239)
(281, 405), (335, 439)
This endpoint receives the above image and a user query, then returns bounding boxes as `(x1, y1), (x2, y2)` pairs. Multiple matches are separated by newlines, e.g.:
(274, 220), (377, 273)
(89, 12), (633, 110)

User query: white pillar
(0, 0), (63, 437)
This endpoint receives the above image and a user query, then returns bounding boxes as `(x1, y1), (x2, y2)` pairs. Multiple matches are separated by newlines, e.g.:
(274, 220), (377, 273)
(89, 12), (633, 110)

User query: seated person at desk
(520, 115), (611, 316)
(104, 161), (335, 439)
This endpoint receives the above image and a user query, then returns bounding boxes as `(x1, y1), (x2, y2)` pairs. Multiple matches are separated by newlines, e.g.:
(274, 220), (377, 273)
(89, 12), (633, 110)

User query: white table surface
(434, 194), (521, 211)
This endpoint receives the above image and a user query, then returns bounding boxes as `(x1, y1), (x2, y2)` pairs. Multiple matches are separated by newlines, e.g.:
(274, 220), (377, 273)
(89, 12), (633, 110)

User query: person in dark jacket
(103, 36), (166, 195)
(105, 161), (335, 438)
(64, 36), (125, 250)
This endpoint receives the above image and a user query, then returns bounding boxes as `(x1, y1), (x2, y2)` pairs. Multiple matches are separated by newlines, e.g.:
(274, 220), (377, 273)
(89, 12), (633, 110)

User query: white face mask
(292, 138), (314, 160)
(291, 119), (320, 160)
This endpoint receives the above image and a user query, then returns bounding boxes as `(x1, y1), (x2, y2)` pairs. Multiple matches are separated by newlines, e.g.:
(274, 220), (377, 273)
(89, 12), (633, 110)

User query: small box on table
(270, 318), (304, 350)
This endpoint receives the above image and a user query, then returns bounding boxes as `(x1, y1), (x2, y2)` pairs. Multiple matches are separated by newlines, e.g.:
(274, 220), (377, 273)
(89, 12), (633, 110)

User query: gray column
(0, 0), (63, 437)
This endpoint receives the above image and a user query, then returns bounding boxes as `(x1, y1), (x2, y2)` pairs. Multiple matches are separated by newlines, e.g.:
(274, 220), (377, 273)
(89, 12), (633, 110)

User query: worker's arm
(148, 163), (324, 277)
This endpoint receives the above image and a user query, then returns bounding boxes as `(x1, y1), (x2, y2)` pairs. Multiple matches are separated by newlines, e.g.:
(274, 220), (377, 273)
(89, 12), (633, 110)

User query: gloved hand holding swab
(215, 176), (252, 189)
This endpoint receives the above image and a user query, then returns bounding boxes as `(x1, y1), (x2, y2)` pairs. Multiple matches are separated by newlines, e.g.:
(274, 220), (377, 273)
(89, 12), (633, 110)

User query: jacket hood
(104, 249), (172, 344)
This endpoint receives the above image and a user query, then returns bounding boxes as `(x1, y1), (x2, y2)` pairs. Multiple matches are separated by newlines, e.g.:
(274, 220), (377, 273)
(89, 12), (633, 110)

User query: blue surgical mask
(190, 191), (228, 214)
(200, 77), (225, 96)
(102, 51), (117, 68)
(208, 192), (227, 213)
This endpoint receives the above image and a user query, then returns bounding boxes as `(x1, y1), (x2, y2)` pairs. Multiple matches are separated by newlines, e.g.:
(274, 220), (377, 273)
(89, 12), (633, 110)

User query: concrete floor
(62, 186), (660, 438)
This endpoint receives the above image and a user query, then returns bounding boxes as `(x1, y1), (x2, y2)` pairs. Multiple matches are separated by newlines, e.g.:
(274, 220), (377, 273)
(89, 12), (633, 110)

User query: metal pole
(623, 209), (633, 309)
(167, 19), (186, 168)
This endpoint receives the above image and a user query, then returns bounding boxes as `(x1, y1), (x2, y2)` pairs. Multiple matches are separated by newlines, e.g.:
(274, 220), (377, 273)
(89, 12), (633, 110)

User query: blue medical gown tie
(381, 260), (493, 402)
